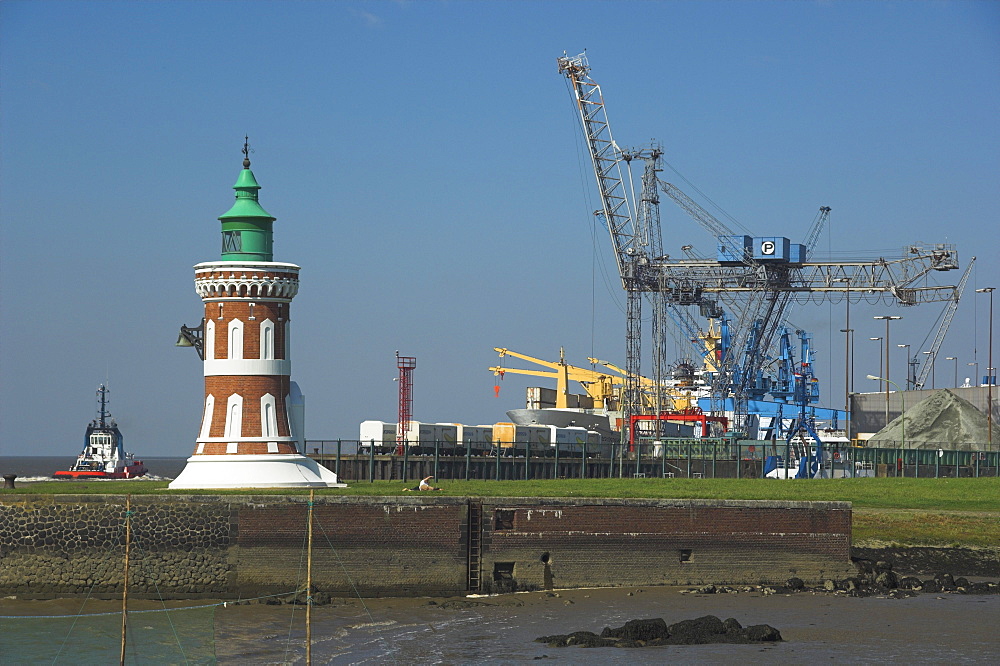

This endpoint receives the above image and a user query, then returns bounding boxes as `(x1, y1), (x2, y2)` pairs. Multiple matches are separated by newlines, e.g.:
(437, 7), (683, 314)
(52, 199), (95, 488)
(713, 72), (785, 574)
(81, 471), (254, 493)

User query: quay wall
(0, 495), (852, 599)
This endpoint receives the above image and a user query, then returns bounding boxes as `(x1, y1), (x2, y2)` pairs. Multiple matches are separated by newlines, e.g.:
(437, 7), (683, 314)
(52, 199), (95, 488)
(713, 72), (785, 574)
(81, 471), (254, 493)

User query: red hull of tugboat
(53, 463), (147, 480)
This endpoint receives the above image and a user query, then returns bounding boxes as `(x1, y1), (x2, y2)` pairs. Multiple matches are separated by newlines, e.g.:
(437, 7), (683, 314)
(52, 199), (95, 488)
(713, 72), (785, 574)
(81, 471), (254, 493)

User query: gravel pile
(867, 389), (1000, 450)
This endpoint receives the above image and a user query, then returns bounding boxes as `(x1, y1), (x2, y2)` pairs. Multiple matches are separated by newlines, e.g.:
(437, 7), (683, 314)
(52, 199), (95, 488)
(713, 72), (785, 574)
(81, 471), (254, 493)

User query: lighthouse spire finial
(242, 135), (251, 168)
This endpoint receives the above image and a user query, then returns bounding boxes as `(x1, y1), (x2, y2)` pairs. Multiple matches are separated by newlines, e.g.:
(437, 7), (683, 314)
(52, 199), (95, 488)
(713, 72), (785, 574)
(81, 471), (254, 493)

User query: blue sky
(2, 0), (997, 458)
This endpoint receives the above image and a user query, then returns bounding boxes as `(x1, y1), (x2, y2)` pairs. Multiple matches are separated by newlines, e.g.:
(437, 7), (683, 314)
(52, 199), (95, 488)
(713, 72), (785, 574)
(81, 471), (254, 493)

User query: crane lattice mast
(558, 52), (647, 441)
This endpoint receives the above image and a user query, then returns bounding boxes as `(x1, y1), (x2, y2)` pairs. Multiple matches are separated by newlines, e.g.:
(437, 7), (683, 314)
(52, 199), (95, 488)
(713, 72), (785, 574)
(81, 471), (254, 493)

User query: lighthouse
(170, 142), (343, 489)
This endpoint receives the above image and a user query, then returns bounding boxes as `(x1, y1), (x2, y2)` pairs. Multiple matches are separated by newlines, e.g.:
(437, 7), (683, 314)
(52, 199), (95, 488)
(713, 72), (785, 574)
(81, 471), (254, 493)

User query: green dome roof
(217, 141), (276, 261)
(219, 167), (275, 221)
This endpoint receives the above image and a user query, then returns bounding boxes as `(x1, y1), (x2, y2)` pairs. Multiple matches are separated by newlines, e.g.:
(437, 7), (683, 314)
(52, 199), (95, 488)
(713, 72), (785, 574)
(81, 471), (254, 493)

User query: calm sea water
(0, 456), (188, 482)
(2, 587), (998, 664)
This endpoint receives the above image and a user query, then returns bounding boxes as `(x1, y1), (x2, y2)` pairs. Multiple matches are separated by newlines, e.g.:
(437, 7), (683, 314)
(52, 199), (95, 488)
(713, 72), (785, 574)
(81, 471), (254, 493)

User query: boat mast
(98, 384), (110, 428)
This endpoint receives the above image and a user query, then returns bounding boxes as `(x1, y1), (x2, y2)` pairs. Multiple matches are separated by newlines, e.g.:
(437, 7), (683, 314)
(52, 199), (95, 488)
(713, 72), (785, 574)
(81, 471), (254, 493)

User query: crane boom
(913, 257), (976, 388)
(557, 53), (642, 284)
(802, 206), (832, 258)
(658, 180), (741, 241)
(493, 347), (617, 409)
(559, 52), (648, 434)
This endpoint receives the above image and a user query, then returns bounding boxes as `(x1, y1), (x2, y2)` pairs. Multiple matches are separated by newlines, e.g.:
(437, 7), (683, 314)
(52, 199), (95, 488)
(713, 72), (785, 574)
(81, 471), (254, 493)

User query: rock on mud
(536, 615), (782, 648)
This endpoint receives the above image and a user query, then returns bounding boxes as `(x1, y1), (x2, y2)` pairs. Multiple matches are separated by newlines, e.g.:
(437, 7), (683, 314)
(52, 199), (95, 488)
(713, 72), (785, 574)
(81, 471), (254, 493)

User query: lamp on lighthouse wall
(175, 319), (205, 360)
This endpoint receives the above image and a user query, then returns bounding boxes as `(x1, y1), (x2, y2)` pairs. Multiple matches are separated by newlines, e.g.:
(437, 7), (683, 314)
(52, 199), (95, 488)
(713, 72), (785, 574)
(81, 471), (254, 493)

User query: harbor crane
(912, 258), (975, 389)
(490, 347), (698, 412)
(490, 347), (618, 410)
(557, 51), (966, 436)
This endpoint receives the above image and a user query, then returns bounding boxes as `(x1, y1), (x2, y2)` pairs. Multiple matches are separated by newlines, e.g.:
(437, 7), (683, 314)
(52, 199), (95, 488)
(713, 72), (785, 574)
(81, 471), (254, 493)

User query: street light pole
(875, 317), (901, 428)
(843, 284), (851, 411)
(945, 357), (957, 388)
(840, 327), (853, 412)
(897, 344), (911, 389)
(870, 337), (884, 422)
(868, 375), (905, 475)
(976, 287), (995, 451)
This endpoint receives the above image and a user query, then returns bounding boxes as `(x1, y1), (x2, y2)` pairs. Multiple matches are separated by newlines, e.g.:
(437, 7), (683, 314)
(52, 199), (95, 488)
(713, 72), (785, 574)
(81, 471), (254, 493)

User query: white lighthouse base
(168, 454), (346, 489)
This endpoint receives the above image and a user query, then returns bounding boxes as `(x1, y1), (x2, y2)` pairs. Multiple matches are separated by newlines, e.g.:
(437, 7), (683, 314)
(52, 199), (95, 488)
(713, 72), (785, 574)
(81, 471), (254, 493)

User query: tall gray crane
(913, 258), (975, 389)
(557, 51), (965, 433)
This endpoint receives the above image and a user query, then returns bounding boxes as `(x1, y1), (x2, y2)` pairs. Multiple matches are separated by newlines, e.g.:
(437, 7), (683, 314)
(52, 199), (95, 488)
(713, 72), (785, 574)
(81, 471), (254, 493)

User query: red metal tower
(396, 351), (417, 454)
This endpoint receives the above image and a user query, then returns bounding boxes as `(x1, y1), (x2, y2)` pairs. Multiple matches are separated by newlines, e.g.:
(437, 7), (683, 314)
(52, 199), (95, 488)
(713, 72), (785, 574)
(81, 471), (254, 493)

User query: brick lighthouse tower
(170, 141), (343, 489)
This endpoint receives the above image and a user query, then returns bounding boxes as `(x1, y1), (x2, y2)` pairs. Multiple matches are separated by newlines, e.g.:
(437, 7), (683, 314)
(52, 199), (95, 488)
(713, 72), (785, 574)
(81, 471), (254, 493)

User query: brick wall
(204, 300), (289, 361)
(203, 375), (293, 439)
(480, 498), (854, 590)
(0, 495), (851, 598)
(234, 496), (469, 597)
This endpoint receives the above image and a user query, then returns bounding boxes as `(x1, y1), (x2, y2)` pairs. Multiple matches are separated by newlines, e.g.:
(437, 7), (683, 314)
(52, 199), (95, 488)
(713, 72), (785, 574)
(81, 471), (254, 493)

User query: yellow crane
(491, 347), (709, 413)
(587, 357), (696, 412)
(489, 347), (619, 409)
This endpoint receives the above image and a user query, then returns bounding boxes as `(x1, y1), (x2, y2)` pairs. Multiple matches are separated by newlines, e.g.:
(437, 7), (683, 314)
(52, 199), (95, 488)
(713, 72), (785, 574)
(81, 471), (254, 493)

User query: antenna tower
(396, 351), (417, 454)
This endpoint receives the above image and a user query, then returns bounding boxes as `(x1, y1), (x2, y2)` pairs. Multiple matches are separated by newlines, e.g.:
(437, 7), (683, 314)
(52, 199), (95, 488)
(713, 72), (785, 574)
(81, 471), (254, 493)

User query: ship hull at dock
(53, 463), (146, 480)
(507, 408), (696, 439)
(506, 408), (615, 434)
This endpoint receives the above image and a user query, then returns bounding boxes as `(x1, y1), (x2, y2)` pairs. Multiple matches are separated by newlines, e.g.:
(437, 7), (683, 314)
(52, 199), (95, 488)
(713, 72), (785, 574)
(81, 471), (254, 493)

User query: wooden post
(306, 489), (314, 666)
(524, 440), (530, 481)
(434, 440), (440, 480)
(120, 494), (131, 666)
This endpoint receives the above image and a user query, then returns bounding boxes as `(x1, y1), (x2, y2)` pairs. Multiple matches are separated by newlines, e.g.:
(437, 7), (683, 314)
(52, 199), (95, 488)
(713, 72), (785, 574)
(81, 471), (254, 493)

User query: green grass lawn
(11, 477), (1000, 509)
(9, 477), (999, 548)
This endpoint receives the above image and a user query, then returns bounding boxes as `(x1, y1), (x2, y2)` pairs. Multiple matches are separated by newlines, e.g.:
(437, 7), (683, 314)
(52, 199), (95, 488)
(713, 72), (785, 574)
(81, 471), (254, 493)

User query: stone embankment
(681, 555), (999, 600)
(0, 497), (233, 596)
(853, 545), (1000, 578)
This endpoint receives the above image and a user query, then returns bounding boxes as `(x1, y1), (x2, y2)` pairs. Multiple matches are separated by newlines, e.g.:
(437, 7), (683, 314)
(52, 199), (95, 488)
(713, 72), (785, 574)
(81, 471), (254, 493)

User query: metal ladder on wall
(467, 501), (483, 592)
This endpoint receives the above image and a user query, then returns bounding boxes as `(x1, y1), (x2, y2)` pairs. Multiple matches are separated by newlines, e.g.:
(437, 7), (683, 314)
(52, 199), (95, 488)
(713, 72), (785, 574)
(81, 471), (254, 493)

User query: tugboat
(54, 384), (147, 479)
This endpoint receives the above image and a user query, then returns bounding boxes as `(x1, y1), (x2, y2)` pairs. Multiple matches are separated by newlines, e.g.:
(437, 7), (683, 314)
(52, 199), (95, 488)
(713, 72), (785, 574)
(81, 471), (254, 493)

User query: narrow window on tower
(248, 302), (256, 321)
(224, 394), (243, 439)
(205, 319), (215, 361)
(200, 394), (215, 439)
(261, 394), (277, 438)
(260, 319), (274, 360)
(222, 230), (242, 253)
(228, 319), (244, 360)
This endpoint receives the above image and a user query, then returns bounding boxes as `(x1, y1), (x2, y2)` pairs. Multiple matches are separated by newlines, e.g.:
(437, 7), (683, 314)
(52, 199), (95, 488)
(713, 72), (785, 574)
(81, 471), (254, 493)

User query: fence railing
(305, 439), (999, 482)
